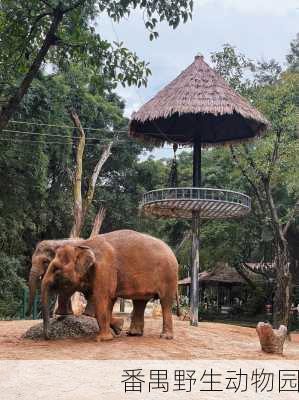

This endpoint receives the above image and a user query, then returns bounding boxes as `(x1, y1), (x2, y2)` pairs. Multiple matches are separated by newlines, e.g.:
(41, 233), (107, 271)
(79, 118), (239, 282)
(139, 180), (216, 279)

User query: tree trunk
(256, 322), (287, 354)
(273, 247), (292, 328)
(69, 111), (85, 238)
(69, 110), (112, 238)
(0, 8), (63, 131)
(67, 111), (112, 315)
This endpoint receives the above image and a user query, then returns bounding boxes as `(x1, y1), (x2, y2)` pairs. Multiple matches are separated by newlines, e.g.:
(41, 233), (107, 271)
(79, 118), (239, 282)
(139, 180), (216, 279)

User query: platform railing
(142, 187), (251, 209)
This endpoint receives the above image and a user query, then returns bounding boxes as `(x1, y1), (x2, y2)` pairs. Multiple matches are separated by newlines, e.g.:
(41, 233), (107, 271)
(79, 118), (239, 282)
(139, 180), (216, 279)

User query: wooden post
(190, 135), (201, 326)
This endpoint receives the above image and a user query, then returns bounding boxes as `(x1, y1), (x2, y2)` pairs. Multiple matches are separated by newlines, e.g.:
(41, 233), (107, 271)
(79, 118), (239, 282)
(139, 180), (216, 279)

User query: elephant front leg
(55, 294), (73, 316)
(128, 300), (147, 336)
(83, 299), (95, 317)
(84, 298), (123, 335)
(111, 317), (124, 336)
(94, 297), (114, 342)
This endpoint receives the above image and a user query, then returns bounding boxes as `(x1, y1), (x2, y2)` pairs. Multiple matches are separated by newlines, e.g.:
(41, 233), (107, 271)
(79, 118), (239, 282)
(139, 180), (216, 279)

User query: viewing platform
(140, 187), (251, 219)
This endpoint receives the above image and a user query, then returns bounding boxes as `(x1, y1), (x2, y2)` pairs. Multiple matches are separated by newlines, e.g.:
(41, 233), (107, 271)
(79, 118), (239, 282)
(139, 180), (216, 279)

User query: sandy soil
(0, 316), (299, 360)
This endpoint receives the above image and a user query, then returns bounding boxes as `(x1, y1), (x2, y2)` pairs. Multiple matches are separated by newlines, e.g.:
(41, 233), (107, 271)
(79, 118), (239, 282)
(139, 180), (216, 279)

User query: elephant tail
(176, 288), (181, 317)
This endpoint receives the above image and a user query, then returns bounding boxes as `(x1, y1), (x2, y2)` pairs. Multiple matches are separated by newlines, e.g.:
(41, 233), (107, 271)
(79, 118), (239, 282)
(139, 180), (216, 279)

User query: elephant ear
(74, 246), (96, 276)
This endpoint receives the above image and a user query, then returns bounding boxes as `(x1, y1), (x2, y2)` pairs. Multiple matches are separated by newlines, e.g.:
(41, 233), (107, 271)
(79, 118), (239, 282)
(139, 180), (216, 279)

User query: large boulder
(24, 315), (99, 340)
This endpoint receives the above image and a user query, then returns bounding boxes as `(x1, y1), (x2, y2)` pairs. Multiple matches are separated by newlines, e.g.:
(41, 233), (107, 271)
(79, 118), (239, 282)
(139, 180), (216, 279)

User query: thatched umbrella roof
(129, 55), (269, 146)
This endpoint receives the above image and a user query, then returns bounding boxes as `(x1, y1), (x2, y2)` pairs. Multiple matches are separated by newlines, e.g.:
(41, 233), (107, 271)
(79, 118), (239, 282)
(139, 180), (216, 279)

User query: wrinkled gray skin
(28, 239), (87, 316)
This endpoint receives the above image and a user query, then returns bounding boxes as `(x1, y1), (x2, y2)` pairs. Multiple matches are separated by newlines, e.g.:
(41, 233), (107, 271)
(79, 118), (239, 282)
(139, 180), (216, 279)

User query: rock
(152, 302), (162, 318)
(179, 308), (191, 321)
(256, 322), (288, 354)
(23, 315), (99, 340)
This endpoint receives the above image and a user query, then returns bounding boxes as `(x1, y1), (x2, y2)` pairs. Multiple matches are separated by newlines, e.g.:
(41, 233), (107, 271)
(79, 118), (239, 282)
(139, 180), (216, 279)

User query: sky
(97, 0), (299, 159)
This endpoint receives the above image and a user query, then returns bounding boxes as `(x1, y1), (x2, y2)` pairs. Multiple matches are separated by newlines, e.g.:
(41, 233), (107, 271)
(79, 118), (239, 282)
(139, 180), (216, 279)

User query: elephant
(28, 238), (123, 334)
(28, 239), (87, 316)
(41, 229), (179, 341)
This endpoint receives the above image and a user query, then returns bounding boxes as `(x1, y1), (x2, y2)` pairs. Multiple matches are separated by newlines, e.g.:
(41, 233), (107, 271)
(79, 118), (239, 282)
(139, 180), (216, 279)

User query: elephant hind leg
(160, 297), (174, 340)
(128, 300), (147, 336)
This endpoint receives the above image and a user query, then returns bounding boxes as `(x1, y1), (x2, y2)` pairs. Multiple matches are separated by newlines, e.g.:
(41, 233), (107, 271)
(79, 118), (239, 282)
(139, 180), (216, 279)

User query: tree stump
(152, 301), (162, 318)
(256, 322), (288, 354)
(178, 308), (191, 321)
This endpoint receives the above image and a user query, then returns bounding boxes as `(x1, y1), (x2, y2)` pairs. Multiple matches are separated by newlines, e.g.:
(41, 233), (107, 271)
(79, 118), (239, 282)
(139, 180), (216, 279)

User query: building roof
(179, 262), (246, 285)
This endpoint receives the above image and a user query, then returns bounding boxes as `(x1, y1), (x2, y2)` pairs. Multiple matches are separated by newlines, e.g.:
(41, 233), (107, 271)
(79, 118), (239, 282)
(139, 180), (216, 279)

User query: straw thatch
(129, 55), (269, 146)
(179, 263), (246, 285)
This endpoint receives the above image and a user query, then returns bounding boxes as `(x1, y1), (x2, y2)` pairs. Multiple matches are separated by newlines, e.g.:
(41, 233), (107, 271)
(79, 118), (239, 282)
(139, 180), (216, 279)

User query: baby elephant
(41, 230), (178, 341)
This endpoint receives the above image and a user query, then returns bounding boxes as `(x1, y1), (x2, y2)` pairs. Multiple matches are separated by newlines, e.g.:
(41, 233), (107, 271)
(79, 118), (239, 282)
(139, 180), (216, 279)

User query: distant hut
(179, 263), (247, 312)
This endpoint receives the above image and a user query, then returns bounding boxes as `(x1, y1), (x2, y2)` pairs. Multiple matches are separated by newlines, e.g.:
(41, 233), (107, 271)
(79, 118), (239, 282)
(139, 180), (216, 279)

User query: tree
(0, 0), (193, 131)
(287, 33), (299, 72)
(0, 65), (144, 317)
(211, 44), (299, 327)
(68, 110), (112, 238)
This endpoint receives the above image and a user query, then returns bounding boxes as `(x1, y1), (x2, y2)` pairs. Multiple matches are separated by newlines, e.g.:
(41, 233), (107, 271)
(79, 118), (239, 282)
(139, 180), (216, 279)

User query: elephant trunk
(27, 268), (43, 316)
(41, 280), (51, 340)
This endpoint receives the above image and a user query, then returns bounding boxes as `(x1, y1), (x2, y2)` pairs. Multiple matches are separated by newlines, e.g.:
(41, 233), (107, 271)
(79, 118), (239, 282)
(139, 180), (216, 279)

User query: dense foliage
(0, 25), (297, 320)
(0, 0), (193, 131)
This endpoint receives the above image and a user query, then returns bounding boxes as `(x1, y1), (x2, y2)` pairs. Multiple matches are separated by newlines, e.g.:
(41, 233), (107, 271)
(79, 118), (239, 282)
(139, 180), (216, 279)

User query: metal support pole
(191, 210), (200, 325)
(120, 298), (125, 312)
(190, 134), (202, 326)
(193, 135), (201, 187)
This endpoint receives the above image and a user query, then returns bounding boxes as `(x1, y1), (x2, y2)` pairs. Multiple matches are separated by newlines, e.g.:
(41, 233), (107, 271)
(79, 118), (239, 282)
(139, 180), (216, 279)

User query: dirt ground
(0, 316), (299, 360)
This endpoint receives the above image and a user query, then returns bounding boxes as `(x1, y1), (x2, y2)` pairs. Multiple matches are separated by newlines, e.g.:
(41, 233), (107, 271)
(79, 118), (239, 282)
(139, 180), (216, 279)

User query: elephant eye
(52, 265), (61, 273)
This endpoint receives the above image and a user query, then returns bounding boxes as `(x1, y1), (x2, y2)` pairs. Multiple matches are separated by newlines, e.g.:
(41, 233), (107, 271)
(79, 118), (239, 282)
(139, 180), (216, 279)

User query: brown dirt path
(0, 317), (299, 360)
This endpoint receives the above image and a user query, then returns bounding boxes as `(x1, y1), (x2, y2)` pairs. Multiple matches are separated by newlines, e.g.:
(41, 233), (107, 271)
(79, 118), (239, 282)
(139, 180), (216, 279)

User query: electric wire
(10, 119), (128, 133)
(0, 137), (176, 149)
(2, 128), (122, 142)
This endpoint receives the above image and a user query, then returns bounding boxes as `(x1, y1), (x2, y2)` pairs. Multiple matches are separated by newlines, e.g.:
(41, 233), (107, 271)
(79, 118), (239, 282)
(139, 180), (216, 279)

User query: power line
(3, 128), (121, 142)
(0, 136), (176, 149)
(0, 137), (113, 147)
(2, 128), (186, 148)
(10, 120), (128, 133)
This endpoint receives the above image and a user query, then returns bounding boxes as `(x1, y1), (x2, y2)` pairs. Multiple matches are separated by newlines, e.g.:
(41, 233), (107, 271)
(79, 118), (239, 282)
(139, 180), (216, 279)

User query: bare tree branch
(69, 110), (85, 238)
(83, 142), (113, 216)
(68, 111), (112, 238)
(89, 207), (106, 238)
